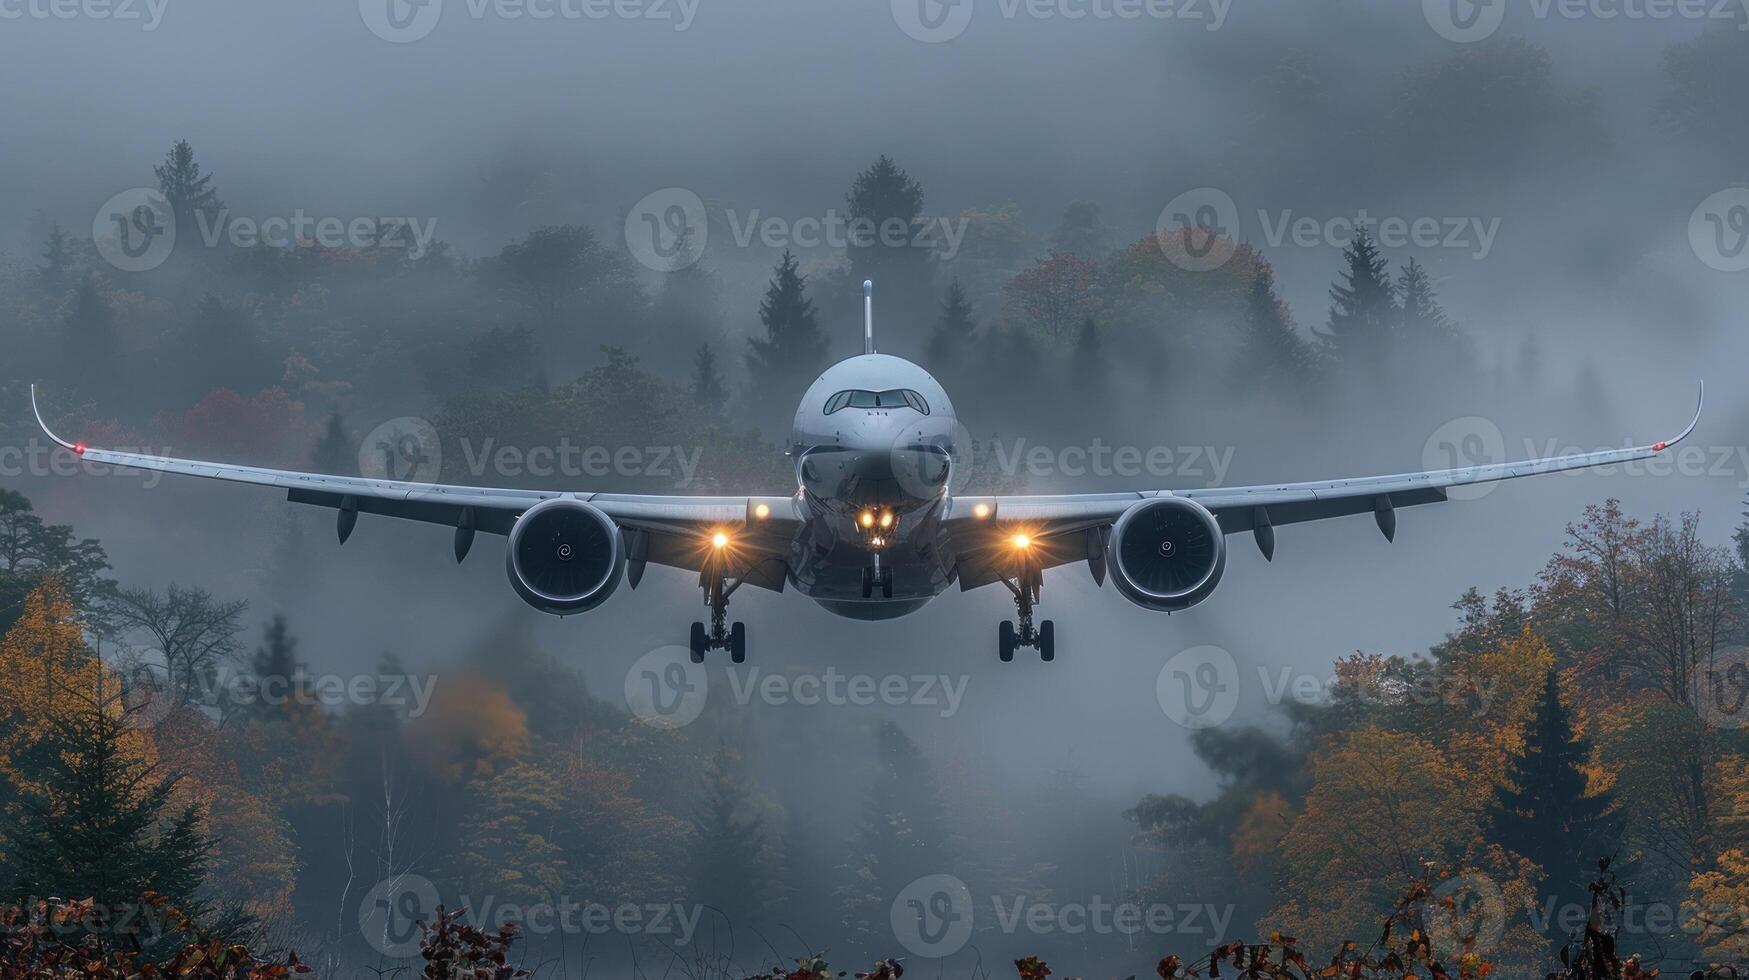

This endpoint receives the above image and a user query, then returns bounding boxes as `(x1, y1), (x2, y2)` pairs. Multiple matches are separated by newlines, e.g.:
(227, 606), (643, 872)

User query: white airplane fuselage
(787, 353), (961, 620)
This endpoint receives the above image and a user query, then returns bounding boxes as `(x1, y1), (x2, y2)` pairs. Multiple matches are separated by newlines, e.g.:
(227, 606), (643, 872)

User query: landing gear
(997, 548), (1054, 662)
(861, 561), (894, 599)
(690, 564), (747, 663)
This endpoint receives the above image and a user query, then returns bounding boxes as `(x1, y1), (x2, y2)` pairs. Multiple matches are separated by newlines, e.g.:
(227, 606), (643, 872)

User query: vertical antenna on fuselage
(863, 279), (876, 355)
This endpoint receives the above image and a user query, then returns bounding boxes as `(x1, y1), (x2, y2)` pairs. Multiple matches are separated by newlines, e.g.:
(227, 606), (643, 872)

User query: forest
(4, 6), (1749, 978)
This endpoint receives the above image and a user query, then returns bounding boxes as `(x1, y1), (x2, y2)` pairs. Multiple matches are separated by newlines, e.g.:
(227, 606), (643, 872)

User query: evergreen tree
(36, 224), (74, 297)
(690, 744), (780, 930)
(651, 245), (725, 362)
(1485, 670), (1624, 948)
(689, 344), (729, 414)
(183, 292), (273, 396)
(63, 273), (118, 392)
(1516, 331), (1545, 390)
(746, 250), (828, 400)
(844, 156), (933, 339)
(1323, 230), (1395, 371)
(1236, 262), (1310, 394)
(839, 722), (951, 954)
(5, 681), (212, 916)
(245, 614), (306, 719)
(0, 489), (115, 634)
(1049, 200), (1115, 259)
(1071, 315), (1103, 391)
(926, 279), (977, 365)
(1396, 258), (1450, 335)
(309, 414), (355, 475)
(153, 139), (224, 238)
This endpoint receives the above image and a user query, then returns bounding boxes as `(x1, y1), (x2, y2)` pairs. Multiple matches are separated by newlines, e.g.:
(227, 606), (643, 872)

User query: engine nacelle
(1108, 497), (1226, 612)
(505, 499), (625, 616)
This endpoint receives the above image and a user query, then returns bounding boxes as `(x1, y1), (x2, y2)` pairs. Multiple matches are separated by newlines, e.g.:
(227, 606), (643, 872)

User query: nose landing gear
(861, 556), (894, 599)
(690, 567), (747, 664)
(997, 550), (1055, 663)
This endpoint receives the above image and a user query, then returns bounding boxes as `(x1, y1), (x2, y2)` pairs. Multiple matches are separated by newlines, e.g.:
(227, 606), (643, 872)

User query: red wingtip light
(1653, 442), (1667, 452)
(72, 441), (85, 456)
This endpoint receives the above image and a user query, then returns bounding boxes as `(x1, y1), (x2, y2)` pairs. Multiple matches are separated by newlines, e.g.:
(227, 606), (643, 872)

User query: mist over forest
(2, 1), (1749, 976)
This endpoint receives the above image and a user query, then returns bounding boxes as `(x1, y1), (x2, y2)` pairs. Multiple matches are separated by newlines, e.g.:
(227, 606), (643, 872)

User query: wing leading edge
(30, 385), (799, 585)
(945, 384), (1703, 584)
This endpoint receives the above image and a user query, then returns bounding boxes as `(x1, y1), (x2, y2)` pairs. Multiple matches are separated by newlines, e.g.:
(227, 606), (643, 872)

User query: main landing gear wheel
(692, 562), (749, 662)
(997, 547), (1054, 662)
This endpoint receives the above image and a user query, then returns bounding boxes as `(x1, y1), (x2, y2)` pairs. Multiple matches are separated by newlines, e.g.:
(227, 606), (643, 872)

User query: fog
(2, 0), (1747, 974)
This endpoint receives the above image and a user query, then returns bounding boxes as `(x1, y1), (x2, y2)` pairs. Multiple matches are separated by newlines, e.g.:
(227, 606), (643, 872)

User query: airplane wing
(29, 386), (799, 591)
(946, 384), (1705, 589)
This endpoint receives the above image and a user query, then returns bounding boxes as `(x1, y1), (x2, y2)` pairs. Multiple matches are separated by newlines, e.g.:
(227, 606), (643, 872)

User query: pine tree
(62, 274), (119, 398)
(846, 156), (926, 279)
(36, 224), (74, 297)
(746, 250), (828, 398)
(839, 722), (952, 955)
(1071, 315), (1103, 390)
(5, 680), (212, 916)
(1236, 262), (1310, 394)
(844, 156), (933, 339)
(652, 245), (725, 359)
(153, 139), (224, 237)
(690, 744), (780, 930)
(689, 344), (729, 414)
(1049, 200), (1115, 259)
(1396, 258), (1450, 335)
(1323, 230), (1395, 370)
(926, 279), (977, 365)
(309, 414), (355, 475)
(1485, 669), (1624, 948)
(244, 614), (308, 720)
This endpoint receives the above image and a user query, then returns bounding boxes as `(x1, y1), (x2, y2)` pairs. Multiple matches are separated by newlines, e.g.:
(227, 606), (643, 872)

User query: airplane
(32, 281), (1703, 665)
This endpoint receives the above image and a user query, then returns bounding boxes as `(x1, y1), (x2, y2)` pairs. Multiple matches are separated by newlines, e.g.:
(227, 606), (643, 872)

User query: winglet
(1652, 381), (1704, 453)
(29, 384), (80, 454)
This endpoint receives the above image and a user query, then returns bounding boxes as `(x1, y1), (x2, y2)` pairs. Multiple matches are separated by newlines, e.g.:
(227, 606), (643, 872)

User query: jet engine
(506, 499), (625, 615)
(1108, 497), (1226, 612)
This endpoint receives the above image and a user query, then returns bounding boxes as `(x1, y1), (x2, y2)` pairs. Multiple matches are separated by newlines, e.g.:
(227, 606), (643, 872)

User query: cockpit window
(823, 389), (930, 415)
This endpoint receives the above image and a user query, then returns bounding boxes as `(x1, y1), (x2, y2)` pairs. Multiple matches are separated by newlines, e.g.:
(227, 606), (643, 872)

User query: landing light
(711, 531), (730, 549)
(860, 510), (875, 528)
(754, 503), (771, 520)
(972, 502), (991, 519)
(1012, 533), (1032, 550)
(879, 512), (893, 529)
